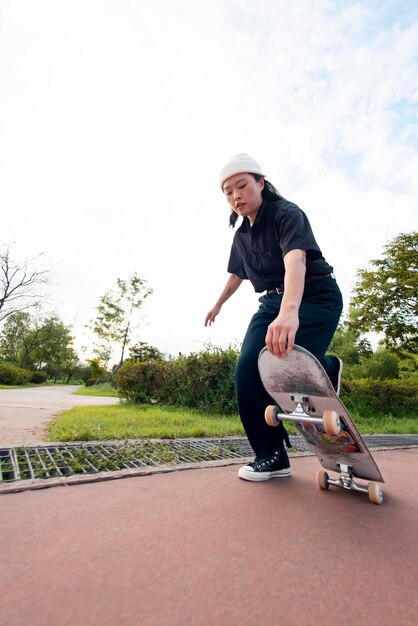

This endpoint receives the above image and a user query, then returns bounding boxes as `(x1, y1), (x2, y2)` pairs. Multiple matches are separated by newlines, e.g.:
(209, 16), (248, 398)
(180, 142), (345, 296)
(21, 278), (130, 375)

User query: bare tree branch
(0, 243), (49, 324)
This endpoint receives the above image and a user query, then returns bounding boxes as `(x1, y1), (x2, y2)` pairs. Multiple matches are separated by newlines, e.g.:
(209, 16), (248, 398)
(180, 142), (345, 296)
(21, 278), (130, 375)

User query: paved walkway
(1, 448), (417, 626)
(0, 386), (119, 446)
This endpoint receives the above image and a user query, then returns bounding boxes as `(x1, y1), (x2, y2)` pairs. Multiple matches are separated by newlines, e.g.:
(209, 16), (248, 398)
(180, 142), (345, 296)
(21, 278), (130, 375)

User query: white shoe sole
(238, 465), (292, 482)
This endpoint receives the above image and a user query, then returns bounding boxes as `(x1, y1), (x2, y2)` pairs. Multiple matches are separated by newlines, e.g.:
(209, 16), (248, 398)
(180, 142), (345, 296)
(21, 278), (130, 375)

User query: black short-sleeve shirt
(227, 198), (333, 293)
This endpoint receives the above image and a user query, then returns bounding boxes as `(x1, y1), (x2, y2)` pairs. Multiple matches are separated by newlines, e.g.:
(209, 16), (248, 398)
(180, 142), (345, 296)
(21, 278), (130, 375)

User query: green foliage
(328, 316), (372, 365)
(86, 358), (107, 379)
(85, 377), (98, 387)
(0, 310), (79, 382)
(350, 231), (418, 354)
(0, 312), (31, 362)
(117, 345), (239, 414)
(128, 341), (164, 362)
(341, 379), (418, 419)
(75, 383), (118, 397)
(398, 353), (418, 380)
(341, 349), (401, 381)
(117, 343), (417, 424)
(87, 273), (153, 367)
(48, 404), (243, 441)
(77, 365), (94, 382)
(30, 370), (48, 384)
(361, 350), (399, 380)
(117, 359), (175, 404)
(0, 363), (32, 385)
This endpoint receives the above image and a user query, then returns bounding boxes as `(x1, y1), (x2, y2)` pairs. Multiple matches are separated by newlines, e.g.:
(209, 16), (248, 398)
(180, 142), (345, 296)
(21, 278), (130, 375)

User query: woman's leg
(235, 293), (290, 459)
(235, 277), (343, 460)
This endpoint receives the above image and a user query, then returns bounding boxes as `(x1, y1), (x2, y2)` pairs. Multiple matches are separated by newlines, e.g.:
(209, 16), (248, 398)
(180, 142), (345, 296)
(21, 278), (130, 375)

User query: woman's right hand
(204, 274), (242, 327)
(205, 305), (222, 326)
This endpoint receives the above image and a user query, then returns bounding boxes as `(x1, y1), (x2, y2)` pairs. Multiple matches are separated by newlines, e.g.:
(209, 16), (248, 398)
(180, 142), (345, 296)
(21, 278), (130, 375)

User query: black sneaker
(328, 356), (343, 395)
(238, 449), (291, 482)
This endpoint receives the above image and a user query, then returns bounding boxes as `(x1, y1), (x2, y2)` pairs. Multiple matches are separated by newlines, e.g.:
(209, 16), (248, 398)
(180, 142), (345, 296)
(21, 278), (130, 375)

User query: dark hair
(228, 174), (283, 228)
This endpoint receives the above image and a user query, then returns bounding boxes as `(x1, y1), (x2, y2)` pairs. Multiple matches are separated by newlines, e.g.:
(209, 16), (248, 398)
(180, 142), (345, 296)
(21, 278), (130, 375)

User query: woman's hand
(205, 305), (222, 326)
(265, 307), (300, 357)
(204, 274), (243, 327)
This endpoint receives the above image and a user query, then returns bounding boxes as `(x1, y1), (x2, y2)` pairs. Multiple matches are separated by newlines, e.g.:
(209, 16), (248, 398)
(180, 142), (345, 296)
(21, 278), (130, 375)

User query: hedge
(341, 379), (418, 418)
(30, 370), (48, 384)
(117, 347), (238, 414)
(117, 349), (418, 420)
(0, 363), (33, 385)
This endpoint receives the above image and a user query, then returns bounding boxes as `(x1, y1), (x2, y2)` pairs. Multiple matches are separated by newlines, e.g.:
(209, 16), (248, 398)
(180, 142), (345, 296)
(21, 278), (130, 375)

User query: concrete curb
(2, 444), (417, 495)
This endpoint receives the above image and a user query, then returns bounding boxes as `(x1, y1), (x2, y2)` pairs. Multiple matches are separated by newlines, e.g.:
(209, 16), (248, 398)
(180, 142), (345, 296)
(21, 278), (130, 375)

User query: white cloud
(0, 0), (417, 359)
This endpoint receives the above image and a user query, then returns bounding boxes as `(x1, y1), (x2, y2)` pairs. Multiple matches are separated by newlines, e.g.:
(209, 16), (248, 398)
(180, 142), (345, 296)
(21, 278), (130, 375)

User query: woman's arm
(265, 249), (306, 357)
(205, 274), (243, 326)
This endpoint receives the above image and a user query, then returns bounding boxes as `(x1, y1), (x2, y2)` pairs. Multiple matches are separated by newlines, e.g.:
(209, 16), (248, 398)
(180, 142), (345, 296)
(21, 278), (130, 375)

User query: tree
(129, 341), (164, 362)
(0, 312), (32, 363)
(86, 358), (107, 381)
(0, 243), (49, 323)
(30, 316), (79, 382)
(328, 316), (373, 366)
(349, 232), (418, 355)
(88, 273), (153, 367)
(361, 349), (399, 380)
(0, 310), (79, 382)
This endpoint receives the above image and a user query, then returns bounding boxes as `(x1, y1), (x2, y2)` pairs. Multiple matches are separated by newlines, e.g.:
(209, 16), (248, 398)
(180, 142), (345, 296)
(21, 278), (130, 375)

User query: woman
(205, 153), (343, 482)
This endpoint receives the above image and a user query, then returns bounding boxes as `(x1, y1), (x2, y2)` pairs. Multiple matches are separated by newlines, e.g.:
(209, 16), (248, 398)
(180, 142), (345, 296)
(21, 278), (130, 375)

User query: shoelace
(254, 451), (281, 470)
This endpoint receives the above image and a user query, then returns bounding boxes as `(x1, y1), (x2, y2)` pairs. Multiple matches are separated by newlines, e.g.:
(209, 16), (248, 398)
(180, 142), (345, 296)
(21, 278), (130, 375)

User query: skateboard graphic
(258, 345), (384, 504)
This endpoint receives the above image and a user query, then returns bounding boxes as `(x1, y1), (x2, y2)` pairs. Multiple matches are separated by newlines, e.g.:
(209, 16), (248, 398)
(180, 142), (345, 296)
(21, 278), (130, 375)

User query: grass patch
(47, 402), (417, 443)
(348, 414), (418, 435)
(48, 404), (245, 441)
(74, 384), (119, 398)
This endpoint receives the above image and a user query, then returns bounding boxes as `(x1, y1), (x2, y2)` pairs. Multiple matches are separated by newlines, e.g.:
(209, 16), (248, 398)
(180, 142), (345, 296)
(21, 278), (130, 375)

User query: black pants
(234, 276), (343, 459)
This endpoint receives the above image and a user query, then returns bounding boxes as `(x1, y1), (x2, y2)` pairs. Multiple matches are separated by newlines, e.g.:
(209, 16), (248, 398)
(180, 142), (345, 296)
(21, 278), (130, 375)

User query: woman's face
(222, 173), (264, 225)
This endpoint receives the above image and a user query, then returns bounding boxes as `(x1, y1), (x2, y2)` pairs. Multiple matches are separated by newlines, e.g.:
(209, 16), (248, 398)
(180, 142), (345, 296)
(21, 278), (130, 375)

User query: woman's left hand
(265, 308), (300, 358)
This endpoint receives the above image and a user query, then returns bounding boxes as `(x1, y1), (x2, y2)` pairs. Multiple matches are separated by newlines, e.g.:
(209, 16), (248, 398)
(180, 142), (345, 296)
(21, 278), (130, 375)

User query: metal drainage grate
(0, 439), (252, 483)
(1, 435), (417, 483)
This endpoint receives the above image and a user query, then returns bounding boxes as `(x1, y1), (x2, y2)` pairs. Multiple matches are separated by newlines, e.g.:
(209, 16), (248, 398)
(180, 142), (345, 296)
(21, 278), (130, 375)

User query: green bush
(341, 379), (418, 418)
(77, 366), (94, 382)
(116, 345), (418, 421)
(30, 370), (48, 384)
(117, 360), (176, 404)
(0, 363), (33, 385)
(172, 348), (238, 413)
(85, 377), (98, 387)
(117, 346), (239, 414)
(362, 351), (399, 380)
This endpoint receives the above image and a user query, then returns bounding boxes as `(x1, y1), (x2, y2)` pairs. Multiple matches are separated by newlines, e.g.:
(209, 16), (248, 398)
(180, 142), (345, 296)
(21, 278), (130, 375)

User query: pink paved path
(1, 448), (417, 626)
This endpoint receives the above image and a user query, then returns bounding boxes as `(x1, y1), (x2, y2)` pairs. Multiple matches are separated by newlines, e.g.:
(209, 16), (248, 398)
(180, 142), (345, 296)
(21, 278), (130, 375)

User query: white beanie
(219, 153), (264, 189)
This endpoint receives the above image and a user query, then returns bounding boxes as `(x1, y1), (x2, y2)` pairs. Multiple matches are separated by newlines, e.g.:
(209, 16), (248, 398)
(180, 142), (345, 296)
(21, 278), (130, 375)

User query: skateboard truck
(265, 394), (341, 436)
(317, 464), (383, 505)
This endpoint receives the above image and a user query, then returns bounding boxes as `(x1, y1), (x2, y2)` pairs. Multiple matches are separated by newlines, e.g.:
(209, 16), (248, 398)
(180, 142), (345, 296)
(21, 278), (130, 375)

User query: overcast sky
(1, 0), (417, 361)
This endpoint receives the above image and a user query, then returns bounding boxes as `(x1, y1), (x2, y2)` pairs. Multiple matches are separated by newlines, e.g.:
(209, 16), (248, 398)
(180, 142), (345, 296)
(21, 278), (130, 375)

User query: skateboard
(258, 345), (384, 504)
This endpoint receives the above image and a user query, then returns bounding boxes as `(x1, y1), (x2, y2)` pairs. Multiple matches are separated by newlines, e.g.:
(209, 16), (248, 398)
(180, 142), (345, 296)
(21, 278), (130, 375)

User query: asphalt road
(0, 386), (119, 446)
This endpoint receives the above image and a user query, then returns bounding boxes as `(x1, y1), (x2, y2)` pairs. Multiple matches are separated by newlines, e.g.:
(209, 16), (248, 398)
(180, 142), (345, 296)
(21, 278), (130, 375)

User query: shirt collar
(253, 200), (266, 226)
(238, 200), (266, 233)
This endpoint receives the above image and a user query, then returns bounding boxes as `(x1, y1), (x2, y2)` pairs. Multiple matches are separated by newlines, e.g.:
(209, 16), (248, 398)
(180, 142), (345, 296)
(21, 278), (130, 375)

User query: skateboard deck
(258, 345), (384, 503)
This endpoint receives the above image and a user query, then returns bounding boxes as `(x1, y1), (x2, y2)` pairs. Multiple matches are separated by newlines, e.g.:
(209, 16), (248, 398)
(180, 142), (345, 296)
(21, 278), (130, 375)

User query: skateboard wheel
(322, 410), (341, 436)
(368, 482), (383, 505)
(265, 405), (280, 427)
(317, 469), (329, 490)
